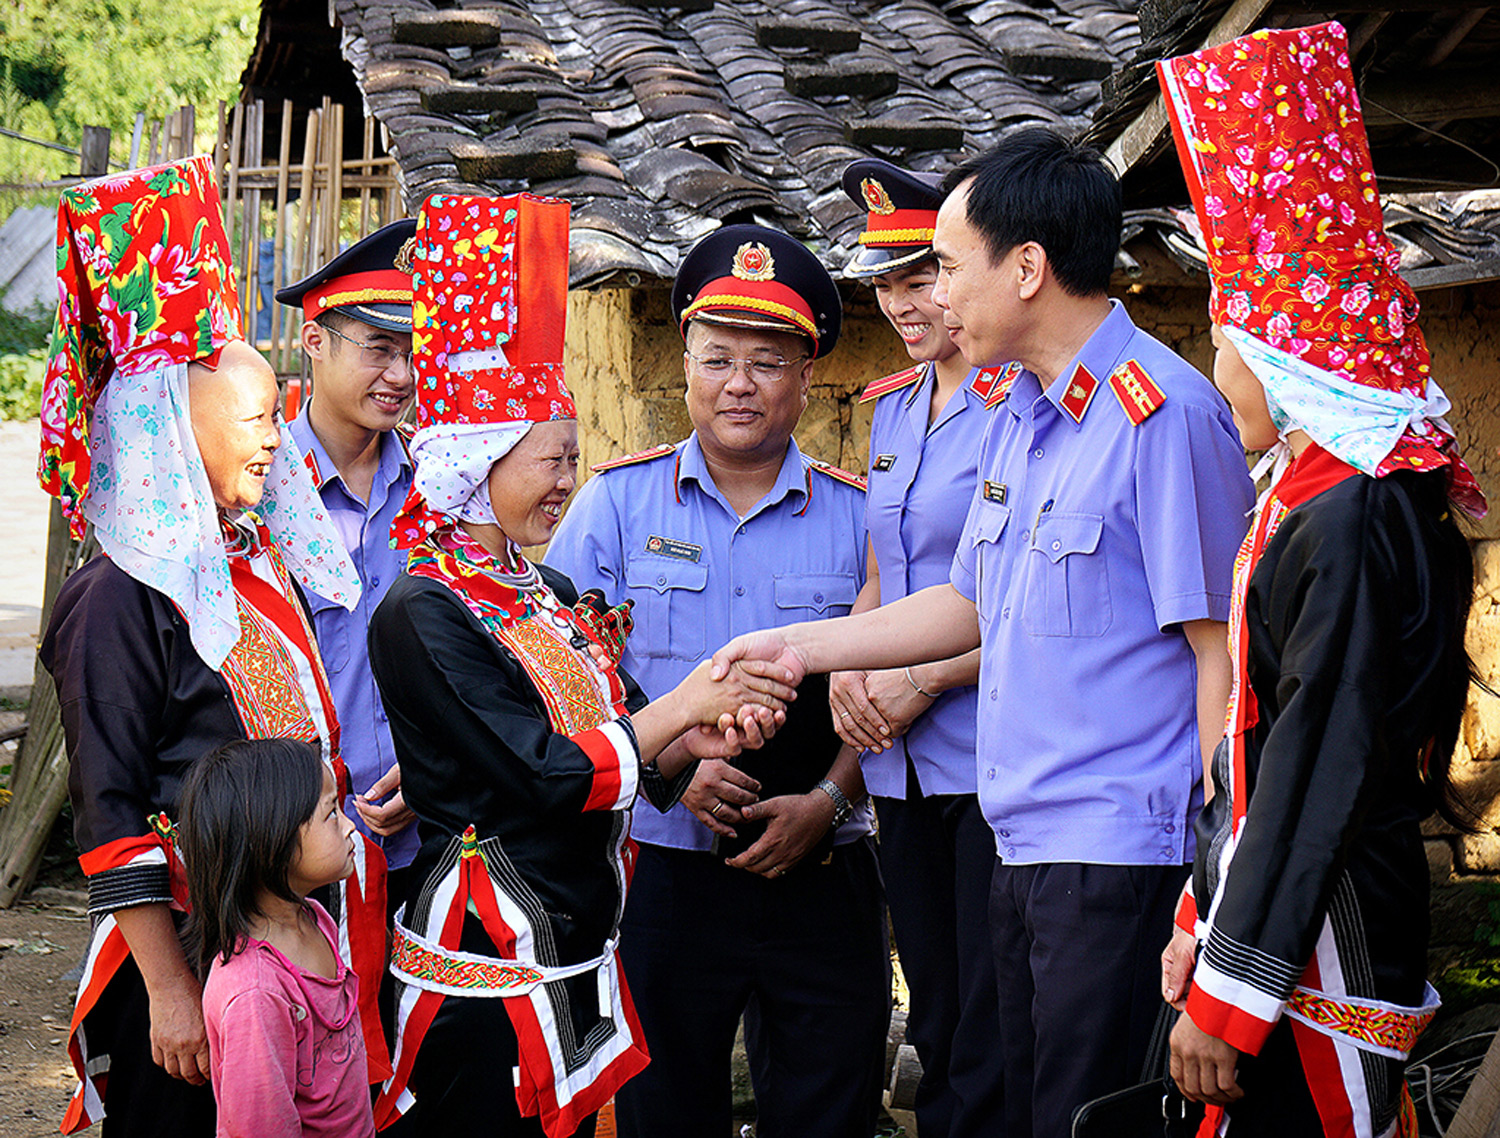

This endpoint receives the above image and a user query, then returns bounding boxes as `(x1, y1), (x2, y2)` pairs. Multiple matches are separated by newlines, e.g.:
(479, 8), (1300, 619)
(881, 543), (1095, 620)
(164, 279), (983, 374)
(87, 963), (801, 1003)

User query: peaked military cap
(671, 224), (842, 358)
(840, 159), (944, 279)
(275, 218), (416, 333)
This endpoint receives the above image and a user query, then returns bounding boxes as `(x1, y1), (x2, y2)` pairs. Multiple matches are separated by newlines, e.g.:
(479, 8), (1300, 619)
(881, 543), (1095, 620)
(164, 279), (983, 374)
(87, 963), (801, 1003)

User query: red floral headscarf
(1157, 22), (1485, 515)
(40, 156), (241, 537)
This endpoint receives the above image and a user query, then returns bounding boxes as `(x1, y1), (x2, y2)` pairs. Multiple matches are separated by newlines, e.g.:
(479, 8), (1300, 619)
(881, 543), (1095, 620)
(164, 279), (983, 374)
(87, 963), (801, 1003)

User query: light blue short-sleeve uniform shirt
(546, 433), (873, 852)
(286, 411), (419, 870)
(950, 302), (1254, 867)
(861, 362), (1001, 799)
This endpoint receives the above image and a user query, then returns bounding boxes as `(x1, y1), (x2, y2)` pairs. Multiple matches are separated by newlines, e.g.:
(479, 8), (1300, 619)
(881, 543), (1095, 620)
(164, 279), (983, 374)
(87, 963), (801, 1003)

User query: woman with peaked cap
(829, 158), (1009, 1138)
(37, 156), (387, 1136)
(367, 193), (794, 1138)
(1156, 23), (1486, 1137)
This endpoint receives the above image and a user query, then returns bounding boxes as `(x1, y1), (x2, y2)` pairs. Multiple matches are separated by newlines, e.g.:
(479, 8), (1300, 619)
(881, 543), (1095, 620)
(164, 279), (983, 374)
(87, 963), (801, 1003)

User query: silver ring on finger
(840, 712), (852, 721)
(769, 865), (782, 878)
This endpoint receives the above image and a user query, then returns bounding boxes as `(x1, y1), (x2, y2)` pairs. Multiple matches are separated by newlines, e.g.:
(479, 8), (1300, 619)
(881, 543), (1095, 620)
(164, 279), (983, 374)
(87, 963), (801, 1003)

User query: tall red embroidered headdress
(1157, 22), (1484, 515)
(391, 192), (573, 547)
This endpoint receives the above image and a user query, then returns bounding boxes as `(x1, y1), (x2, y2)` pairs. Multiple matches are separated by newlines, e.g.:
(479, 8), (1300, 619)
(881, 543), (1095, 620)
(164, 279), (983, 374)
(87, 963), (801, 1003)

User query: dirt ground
(0, 886), (90, 1136)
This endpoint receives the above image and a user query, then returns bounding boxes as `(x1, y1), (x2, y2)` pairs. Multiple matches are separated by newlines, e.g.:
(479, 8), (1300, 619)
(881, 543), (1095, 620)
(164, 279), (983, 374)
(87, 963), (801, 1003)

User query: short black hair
(940, 127), (1120, 297)
(179, 738), (324, 972)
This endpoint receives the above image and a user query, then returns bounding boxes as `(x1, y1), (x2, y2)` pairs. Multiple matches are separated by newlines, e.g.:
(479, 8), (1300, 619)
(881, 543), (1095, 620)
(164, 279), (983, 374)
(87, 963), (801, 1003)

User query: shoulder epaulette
(969, 361), (1024, 409)
(1108, 359), (1166, 426)
(393, 421), (415, 459)
(858, 364), (923, 405)
(590, 443), (677, 474)
(808, 459), (867, 492)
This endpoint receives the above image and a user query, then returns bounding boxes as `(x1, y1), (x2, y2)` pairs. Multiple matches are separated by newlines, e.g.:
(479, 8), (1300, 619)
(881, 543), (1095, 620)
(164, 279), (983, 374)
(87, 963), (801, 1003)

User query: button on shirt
(286, 412), (419, 870)
(546, 434), (873, 851)
(949, 302), (1254, 866)
(862, 363), (991, 799)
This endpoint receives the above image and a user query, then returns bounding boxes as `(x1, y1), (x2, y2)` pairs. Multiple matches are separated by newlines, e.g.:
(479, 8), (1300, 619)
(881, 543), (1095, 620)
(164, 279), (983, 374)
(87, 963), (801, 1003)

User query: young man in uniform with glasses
(276, 220), (420, 914)
(546, 225), (890, 1138)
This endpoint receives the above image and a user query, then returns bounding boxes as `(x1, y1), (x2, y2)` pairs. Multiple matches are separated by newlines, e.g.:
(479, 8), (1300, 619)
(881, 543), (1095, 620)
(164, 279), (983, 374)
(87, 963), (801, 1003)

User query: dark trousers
(990, 861), (1188, 1138)
(93, 954), (216, 1138)
(876, 783), (1007, 1137)
(613, 838), (890, 1138)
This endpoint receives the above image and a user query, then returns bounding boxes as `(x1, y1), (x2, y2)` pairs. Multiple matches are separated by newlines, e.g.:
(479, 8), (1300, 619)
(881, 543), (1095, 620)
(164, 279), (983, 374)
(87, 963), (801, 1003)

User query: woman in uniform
(828, 159), (1009, 1138)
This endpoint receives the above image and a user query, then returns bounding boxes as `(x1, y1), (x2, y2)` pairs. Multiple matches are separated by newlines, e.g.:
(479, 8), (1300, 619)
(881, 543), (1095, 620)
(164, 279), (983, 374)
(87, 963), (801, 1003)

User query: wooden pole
(0, 127), (110, 908)
(1445, 1029), (1500, 1138)
(270, 100), (293, 367)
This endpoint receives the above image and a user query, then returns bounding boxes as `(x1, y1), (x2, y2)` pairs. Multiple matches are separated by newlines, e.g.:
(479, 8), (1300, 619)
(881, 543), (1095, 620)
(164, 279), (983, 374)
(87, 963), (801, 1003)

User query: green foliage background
(0, 0), (260, 204)
(0, 1), (261, 412)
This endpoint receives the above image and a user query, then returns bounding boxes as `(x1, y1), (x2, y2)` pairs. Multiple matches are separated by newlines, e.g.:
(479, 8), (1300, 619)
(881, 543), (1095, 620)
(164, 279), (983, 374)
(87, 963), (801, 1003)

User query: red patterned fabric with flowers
(40, 156), (241, 537)
(1157, 23), (1482, 508)
(409, 193), (573, 429)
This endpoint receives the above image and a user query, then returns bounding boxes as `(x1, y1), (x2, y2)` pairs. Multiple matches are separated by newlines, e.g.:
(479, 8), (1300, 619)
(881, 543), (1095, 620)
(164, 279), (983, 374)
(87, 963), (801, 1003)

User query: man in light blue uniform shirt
(711, 131), (1255, 1138)
(547, 225), (890, 1138)
(276, 220), (420, 880)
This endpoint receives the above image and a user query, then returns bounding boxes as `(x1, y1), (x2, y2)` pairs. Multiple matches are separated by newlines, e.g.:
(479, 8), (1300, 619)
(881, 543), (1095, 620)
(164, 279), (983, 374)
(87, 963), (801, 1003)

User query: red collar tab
(1058, 364), (1099, 424)
(970, 361), (1024, 409)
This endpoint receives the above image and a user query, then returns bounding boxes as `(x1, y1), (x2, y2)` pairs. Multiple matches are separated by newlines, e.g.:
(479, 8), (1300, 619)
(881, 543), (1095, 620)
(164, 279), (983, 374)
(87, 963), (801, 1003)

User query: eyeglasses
(686, 351), (808, 384)
(324, 324), (412, 373)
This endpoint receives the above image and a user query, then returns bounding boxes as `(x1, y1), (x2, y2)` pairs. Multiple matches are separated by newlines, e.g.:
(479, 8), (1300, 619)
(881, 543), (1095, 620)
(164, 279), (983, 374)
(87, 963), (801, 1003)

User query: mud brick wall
(563, 278), (1500, 888)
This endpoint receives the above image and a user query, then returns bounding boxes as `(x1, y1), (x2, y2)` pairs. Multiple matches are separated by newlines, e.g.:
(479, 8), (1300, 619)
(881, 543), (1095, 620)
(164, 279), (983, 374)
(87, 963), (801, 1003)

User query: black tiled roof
(314, 0), (1144, 285)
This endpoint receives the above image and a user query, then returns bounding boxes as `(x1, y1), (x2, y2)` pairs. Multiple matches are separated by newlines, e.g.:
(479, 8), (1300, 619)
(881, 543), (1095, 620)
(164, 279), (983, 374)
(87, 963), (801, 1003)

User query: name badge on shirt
(872, 453), (897, 472)
(645, 535), (702, 563)
(983, 480), (1007, 505)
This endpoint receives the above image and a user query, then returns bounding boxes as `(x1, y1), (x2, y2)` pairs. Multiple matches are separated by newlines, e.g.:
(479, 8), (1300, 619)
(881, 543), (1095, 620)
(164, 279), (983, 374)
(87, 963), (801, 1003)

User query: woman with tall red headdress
(368, 193), (793, 1138)
(1156, 22), (1485, 1137)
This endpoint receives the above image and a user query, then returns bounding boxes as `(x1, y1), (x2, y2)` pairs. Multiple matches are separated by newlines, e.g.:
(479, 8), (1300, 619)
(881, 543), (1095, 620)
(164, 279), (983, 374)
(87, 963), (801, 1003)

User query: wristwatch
(815, 778), (854, 829)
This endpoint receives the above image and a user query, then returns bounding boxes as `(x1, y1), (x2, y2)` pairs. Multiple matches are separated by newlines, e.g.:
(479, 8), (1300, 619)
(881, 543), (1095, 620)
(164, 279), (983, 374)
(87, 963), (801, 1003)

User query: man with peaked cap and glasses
(547, 224), (891, 1138)
(831, 156), (1009, 1138)
(276, 220), (421, 916)
(366, 194), (795, 1138)
(36, 156), (387, 1136)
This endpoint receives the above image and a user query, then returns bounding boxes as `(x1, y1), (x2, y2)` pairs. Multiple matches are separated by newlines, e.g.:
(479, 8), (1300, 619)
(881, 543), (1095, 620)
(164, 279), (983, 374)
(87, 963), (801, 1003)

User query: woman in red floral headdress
(1156, 22), (1485, 1138)
(368, 192), (792, 1138)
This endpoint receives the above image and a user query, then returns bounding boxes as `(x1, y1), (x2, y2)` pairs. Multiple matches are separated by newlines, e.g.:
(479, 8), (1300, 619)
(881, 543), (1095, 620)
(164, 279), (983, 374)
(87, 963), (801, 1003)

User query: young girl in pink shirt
(180, 739), (376, 1138)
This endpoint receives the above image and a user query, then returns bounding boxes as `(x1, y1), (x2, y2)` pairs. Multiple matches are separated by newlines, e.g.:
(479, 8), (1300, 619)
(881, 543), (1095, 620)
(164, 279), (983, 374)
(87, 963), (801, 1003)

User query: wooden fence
(0, 100), (406, 907)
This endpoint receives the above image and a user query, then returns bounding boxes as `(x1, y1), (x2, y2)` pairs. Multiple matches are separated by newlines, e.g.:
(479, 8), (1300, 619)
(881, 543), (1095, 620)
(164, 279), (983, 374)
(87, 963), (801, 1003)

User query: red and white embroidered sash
(376, 532), (646, 1138)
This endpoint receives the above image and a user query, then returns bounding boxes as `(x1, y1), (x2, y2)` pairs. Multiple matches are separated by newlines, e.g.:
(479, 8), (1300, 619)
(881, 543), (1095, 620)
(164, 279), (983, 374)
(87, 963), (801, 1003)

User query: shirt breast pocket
(966, 501), (1010, 618)
(1023, 512), (1111, 638)
(773, 573), (858, 622)
(625, 556), (709, 660)
(307, 595), (350, 674)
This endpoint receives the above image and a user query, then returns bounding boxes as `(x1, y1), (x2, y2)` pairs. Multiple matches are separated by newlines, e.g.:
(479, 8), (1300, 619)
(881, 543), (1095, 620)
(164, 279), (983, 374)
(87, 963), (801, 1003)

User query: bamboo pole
(270, 99), (293, 368)
(286, 108), (319, 386)
(225, 103), (244, 260)
(359, 114), (374, 236)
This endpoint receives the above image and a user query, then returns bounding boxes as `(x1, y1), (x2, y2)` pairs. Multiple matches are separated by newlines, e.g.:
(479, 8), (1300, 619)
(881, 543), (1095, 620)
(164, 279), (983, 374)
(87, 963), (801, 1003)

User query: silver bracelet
(904, 665), (934, 699)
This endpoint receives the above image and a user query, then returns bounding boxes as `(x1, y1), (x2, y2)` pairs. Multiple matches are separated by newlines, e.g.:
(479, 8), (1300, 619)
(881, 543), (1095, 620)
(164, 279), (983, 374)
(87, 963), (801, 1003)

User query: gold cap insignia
(861, 177), (896, 215)
(393, 237), (417, 275)
(731, 241), (776, 282)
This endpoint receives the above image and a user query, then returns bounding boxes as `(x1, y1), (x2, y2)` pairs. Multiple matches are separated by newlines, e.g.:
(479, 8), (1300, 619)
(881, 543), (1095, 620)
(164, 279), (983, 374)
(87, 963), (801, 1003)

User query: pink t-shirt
(203, 899), (375, 1138)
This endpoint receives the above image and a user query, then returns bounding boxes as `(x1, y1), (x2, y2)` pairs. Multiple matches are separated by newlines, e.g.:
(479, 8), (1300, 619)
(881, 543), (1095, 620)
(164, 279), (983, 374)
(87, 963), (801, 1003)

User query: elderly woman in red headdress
(37, 158), (388, 1136)
(367, 193), (792, 1138)
(1155, 23), (1486, 1138)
